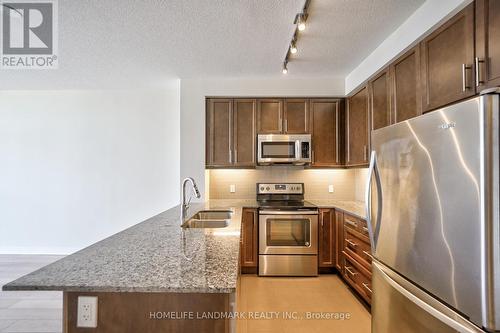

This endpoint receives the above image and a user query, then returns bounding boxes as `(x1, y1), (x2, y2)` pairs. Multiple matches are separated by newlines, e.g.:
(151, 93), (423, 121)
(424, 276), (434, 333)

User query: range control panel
(257, 183), (304, 195)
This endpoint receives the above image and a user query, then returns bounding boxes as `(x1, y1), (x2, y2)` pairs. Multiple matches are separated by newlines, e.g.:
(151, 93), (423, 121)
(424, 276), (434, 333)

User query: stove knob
(266, 186), (270, 191)
(260, 186), (265, 191)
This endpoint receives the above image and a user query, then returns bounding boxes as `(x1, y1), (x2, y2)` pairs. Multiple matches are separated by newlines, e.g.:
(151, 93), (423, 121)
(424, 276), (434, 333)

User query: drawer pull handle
(362, 226), (369, 233)
(346, 239), (358, 248)
(362, 283), (372, 293)
(345, 219), (358, 228)
(345, 266), (357, 277)
(362, 250), (373, 259)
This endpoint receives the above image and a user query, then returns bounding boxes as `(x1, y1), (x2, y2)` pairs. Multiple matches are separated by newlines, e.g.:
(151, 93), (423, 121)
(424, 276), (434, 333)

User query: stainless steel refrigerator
(366, 89), (500, 333)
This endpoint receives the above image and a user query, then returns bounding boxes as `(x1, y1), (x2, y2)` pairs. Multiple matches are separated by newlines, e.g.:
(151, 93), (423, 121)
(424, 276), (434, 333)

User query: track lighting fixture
(280, 0), (310, 74)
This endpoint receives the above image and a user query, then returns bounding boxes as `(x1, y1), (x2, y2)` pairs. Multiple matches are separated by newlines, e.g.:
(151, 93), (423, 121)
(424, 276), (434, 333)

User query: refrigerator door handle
(365, 151), (382, 251)
(375, 261), (485, 333)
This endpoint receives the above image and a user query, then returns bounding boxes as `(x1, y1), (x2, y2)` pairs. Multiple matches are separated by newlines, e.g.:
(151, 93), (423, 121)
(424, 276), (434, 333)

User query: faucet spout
(180, 177), (201, 223)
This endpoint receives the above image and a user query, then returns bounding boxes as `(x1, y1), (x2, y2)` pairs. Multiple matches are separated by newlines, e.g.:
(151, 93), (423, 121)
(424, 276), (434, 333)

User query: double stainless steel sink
(182, 210), (233, 228)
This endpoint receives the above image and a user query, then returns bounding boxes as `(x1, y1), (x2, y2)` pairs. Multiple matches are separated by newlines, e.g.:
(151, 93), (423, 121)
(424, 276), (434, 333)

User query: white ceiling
(0, 0), (424, 89)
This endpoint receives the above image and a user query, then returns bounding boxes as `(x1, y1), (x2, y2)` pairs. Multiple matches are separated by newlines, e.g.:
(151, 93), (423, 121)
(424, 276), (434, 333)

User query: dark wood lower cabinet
(240, 208), (258, 273)
(63, 291), (233, 333)
(343, 252), (372, 304)
(318, 209), (335, 270)
(341, 212), (372, 305)
(335, 211), (344, 273)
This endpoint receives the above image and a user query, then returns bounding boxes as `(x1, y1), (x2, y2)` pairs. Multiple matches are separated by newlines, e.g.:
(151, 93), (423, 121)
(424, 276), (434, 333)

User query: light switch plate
(230, 185), (236, 193)
(328, 185), (334, 193)
(77, 296), (98, 328)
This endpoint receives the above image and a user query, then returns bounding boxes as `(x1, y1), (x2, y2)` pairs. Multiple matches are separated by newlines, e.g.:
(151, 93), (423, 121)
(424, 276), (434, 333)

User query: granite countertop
(3, 199), (258, 294)
(307, 199), (366, 219)
(3, 198), (364, 294)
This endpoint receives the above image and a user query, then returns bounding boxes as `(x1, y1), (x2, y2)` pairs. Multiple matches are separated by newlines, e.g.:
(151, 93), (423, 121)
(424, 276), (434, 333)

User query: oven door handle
(259, 210), (318, 215)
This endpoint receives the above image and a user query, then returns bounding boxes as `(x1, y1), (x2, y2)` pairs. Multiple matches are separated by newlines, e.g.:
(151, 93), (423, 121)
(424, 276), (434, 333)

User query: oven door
(259, 211), (318, 255)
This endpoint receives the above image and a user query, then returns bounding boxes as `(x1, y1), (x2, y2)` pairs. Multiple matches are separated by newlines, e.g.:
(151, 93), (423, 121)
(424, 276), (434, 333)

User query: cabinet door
(310, 99), (341, 166)
(240, 208), (258, 272)
(476, 0), (500, 91)
(257, 99), (283, 134)
(284, 99), (309, 134)
(319, 209), (335, 268)
(233, 99), (256, 167)
(369, 69), (391, 130)
(346, 87), (369, 166)
(390, 46), (422, 123)
(335, 211), (344, 272)
(420, 3), (475, 112)
(206, 99), (232, 167)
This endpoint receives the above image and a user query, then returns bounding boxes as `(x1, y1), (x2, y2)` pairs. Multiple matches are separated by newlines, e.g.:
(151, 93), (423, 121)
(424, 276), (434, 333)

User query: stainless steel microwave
(257, 134), (312, 165)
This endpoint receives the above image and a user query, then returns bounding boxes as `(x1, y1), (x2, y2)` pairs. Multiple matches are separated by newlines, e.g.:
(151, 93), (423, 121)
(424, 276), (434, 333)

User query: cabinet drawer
(344, 215), (370, 243)
(358, 219), (370, 238)
(343, 214), (361, 232)
(342, 252), (372, 303)
(344, 228), (372, 270)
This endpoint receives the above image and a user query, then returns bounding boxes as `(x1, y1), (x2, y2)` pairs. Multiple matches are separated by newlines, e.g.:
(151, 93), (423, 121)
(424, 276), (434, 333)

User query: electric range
(256, 183), (318, 276)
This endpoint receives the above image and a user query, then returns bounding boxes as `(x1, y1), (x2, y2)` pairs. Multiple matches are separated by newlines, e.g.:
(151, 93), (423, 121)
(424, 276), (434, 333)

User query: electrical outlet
(328, 185), (334, 193)
(230, 185), (236, 193)
(77, 296), (98, 328)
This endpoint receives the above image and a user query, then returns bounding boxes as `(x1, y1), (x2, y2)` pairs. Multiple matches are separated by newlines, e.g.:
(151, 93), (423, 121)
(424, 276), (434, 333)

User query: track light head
(290, 41), (298, 54)
(297, 14), (306, 31)
(282, 63), (288, 74)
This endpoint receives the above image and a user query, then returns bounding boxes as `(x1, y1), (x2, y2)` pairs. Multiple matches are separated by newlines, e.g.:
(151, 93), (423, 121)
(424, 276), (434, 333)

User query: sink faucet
(180, 177), (201, 223)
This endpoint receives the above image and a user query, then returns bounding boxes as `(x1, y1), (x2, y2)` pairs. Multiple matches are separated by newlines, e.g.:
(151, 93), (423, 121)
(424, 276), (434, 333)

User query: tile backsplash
(208, 167), (369, 201)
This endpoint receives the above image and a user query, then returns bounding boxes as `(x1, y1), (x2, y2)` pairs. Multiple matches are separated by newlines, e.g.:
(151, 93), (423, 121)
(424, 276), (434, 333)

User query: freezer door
(372, 260), (485, 333)
(368, 95), (500, 328)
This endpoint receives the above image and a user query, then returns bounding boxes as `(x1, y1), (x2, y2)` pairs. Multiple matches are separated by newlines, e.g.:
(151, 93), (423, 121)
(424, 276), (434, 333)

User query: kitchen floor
(238, 274), (371, 333)
(0, 255), (63, 333)
(0, 256), (370, 333)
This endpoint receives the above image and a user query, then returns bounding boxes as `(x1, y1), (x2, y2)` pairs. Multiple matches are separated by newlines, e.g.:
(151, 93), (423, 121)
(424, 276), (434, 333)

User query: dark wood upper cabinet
(319, 209), (335, 268)
(390, 46), (422, 123)
(476, 0), (500, 91)
(368, 69), (391, 130)
(206, 98), (256, 168)
(206, 99), (232, 167)
(346, 86), (369, 167)
(233, 99), (256, 167)
(257, 99), (283, 134)
(335, 210), (344, 272)
(240, 208), (258, 273)
(420, 3), (475, 112)
(284, 99), (309, 134)
(310, 99), (342, 166)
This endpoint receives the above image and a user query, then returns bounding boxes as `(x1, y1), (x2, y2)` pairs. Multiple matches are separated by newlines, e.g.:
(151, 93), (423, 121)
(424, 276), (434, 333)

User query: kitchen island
(3, 200), (257, 333)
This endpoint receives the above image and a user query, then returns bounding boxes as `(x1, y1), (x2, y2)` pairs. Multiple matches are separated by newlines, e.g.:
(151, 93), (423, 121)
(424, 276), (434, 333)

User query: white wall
(0, 86), (180, 254)
(345, 0), (473, 94)
(180, 77), (345, 200)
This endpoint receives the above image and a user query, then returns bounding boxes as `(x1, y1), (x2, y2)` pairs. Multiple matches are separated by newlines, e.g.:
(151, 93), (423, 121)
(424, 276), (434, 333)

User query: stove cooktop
(257, 200), (317, 210)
